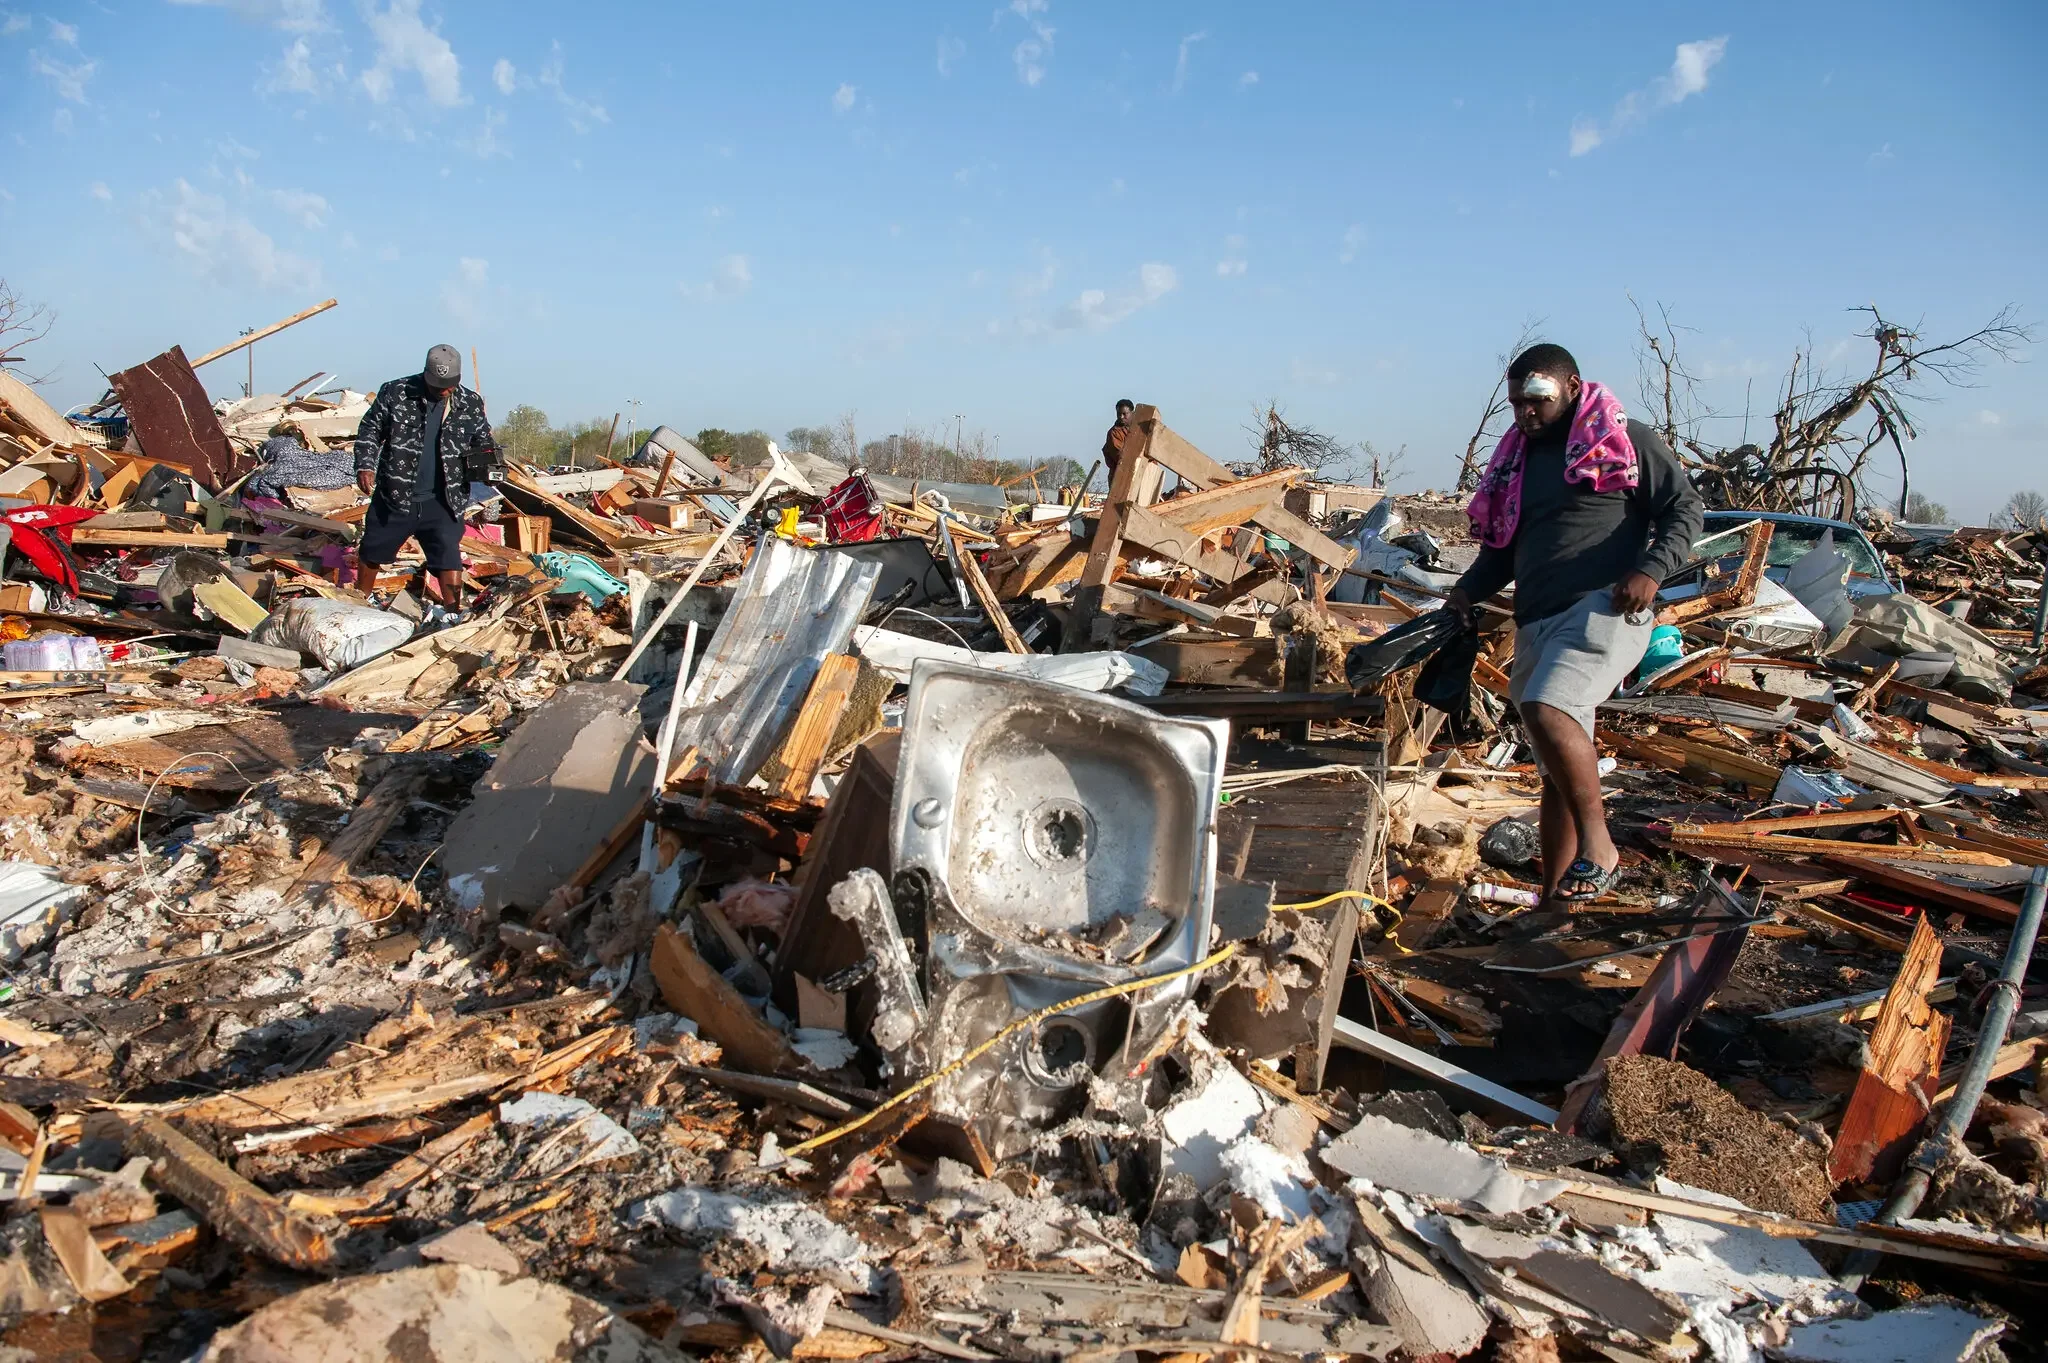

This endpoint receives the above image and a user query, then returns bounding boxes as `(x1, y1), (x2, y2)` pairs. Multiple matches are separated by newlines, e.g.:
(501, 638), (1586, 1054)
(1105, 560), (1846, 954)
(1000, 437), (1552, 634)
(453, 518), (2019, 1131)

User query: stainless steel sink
(876, 660), (1227, 1156)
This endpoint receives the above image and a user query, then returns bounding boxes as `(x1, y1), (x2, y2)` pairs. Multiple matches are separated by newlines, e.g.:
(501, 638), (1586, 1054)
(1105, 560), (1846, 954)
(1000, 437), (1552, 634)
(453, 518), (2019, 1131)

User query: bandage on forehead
(1519, 373), (1562, 400)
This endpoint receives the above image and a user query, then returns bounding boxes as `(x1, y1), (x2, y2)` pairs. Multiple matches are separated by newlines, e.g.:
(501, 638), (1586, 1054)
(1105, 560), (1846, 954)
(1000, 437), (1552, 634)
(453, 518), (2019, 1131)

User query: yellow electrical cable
(784, 941), (1240, 1159)
(1272, 888), (1413, 954)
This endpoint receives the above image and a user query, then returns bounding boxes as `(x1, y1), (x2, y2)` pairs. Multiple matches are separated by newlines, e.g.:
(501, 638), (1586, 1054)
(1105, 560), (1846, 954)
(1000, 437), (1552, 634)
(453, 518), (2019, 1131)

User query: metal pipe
(1840, 864), (2046, 1287)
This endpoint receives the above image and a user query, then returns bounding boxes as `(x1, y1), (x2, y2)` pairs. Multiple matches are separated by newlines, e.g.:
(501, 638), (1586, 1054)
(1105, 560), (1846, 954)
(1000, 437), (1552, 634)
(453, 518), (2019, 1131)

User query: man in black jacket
(1447, 344), (1703, 905)
(352, 344), (497, 611)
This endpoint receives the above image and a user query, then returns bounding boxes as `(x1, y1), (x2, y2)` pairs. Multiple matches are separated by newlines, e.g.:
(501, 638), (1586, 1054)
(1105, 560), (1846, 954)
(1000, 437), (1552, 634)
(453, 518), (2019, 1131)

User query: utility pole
(954, 413), (963, 455)
(240, 327), (256, 397)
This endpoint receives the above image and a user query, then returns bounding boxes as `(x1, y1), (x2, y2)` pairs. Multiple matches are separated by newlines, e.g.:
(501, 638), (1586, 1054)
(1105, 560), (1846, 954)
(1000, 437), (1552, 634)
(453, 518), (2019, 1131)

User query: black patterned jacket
(353, 374), (497, 508)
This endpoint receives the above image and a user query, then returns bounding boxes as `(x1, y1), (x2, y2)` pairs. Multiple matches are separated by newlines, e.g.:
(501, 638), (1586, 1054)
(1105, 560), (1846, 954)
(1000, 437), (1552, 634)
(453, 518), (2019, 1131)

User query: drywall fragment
(1777, 1303), (2001, 1363)
(1321, 1113), (1567, 1214)
(1350, 1197), (1490, 1359)
(499, 1092), (641, 1164)
(1158, 1048), (1267, 1190)
(441, 682), (652, 920)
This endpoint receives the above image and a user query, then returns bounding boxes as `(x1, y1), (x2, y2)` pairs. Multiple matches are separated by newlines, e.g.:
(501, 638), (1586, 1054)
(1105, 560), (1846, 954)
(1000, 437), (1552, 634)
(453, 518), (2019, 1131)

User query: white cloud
(1339, 223), (1365, 265)
(45, 17), (75, 44)
(466, 105), (509, 158)
(266, 186), (329, 228)
(1570, 35), (1727, 156)
(1978, 409), (2003, 427)
(0, 13), (28, 37)
(30, 48), (94, 101)
(360, 0), (461, 108)
(1291, 359), (1340, 387)
(492, 57), (517, 95)
(140, 177), (322, 291)
(1004, 0), (1053, 87)
(440, 255), (488, 324)
(1215, 258), (1246, 277)
(1172, 29), (1205, 93)
(213, 136), (260, 160)
(1026, 262), (1177, 334)
(89, 180), (110, 201)
(937, 35), (964, 77)
(679, 254), (752, 302)
(1238, 70), (1258, 89)
(263, 36), (330, 95)
(1868, 143), (1894, 166)
(167, 0), (329, 33)
(339, 230), (356, 249)
(539, 42), (606, 132)
(1012, 248), (1057, 300)
(832, 81), (856, 114)
(51, 106), (69, 133)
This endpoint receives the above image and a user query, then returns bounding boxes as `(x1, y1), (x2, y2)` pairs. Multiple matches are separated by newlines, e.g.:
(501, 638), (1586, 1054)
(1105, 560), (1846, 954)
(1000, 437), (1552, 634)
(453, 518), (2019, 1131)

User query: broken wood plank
(1151, 467), (1304, 534)
(282, 767), (428, 915)
(502, 464), (625, 549)
(1831, 914), (1949, 1185)
(1666, 829), (2010, 867)
(1812, 855), (2023, 926)
(122, 1115), (335, 1271)
(651, 923), (807, 1076)
(1602, 729), (1782, 792)
(1932, 1037), (2046, 1104)
(954, 544), (1030, 654)
(71, 527), (233, 549)
(1771, 898), (1913, 953)
(191, 578), (270, 633)
(1658, 520), (1772, 626)
(773, 654), (864, 802)
(1060, 408), (1155, 651)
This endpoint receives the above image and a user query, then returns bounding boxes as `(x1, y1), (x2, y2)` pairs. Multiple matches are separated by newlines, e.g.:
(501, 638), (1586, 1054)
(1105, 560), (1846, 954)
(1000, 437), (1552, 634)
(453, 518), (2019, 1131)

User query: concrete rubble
(0, 321), (2038, 1360)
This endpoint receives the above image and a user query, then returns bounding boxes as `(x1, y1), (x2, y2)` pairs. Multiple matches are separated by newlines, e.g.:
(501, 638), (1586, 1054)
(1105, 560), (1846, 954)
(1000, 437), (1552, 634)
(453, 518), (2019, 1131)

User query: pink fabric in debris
(716, 878), (796, 935)
(1465, 380), (1638, 550)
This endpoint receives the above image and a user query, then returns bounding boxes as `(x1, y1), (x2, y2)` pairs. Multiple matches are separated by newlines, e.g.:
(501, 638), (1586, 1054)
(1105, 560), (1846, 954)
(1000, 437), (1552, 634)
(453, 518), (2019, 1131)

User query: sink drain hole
(1025, 799), (1093, 866)
(1025, 1017), (1094, 1087)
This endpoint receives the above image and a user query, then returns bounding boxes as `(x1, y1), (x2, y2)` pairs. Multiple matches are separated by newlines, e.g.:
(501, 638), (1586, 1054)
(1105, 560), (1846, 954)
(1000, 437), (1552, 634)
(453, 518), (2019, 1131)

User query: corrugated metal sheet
(666, 536), (881, 787)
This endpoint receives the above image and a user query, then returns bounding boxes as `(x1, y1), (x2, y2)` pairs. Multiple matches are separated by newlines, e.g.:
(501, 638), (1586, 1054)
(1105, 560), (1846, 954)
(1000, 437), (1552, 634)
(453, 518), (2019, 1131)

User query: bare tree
(2003, 489), (2047, 531)
(1630, 295), (1716, 458)
(832, 410), (860, 466)
(0, 281), (56, 384)
(1359, 439), (1408, 489)
(1245, 403), (1358, 481)
(1456, 316), (1546, 490)
(1690, 304), (2033, 520)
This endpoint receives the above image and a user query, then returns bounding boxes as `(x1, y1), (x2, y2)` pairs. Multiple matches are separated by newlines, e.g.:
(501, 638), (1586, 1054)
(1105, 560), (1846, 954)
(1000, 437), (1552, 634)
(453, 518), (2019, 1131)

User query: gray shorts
(1509, 588), (1654, 741)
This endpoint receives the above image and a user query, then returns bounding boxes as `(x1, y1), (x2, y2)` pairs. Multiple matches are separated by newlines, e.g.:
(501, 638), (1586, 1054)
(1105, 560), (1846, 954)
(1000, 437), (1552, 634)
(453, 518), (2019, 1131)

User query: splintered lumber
(1831, 915), (1950, 1185)
(1932, 1037), (2047, 1104)
(774, 654), (865, 801)
(1658, 520), (1772, 625)
(1152, 467), (1306, 533)
(71, 528), (233, 550)
(953, 544), (1030, 654)
(283, 767), (428, 914)
(1602, 729), (1781, 792)
(502, 464), (625, 549)
(1061, 407), (1155, 650)
(1665, 824), (2010, 867)
(1771, 898), (1913, 953)
(652, 923), (806, 1075)
(0, 371), (83, 447)
(1813, 855), (2024, 925)
(123, 1115), (336, 1271)
(162, 1017), (540, 1131)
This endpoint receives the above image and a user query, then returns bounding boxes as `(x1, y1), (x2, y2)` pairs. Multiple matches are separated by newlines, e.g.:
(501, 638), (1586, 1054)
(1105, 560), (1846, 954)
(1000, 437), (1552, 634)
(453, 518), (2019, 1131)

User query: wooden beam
(501, 464), (625, 550)
(1666, 831), (2008, 867)
(1771, 898), (1912, 952)
(186, 298), (338, 370)
(1831, 915), (1949, 1185)
(773, 654), (864, 802)
(283, 768), (428, 916)
(1658, 521), (1772, 626)
(1153, 467), (1305, 534)
(123, 1115), (336, 1271)
(1142, 419), (1239, 490)
(1247, 500), (1357, 572)
(71, 528), (232, 549)
(1060, 408), (1155, 651)
(1812, 855), (2023, 925)
(954, 541), (1030, 654)
(651, 924), (807, 1075)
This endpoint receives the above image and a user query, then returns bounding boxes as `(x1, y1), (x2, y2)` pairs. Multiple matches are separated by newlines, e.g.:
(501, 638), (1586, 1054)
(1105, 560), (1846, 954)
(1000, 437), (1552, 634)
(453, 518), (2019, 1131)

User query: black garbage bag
(1345, 607), (1466, 690)
(1416, 625), (1483, 730)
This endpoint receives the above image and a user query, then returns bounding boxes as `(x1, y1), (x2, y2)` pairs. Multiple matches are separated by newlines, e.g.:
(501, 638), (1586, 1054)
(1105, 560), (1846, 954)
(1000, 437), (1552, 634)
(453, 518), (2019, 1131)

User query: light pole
(954, 413), (963, 455)
(240, 327), (256, 397)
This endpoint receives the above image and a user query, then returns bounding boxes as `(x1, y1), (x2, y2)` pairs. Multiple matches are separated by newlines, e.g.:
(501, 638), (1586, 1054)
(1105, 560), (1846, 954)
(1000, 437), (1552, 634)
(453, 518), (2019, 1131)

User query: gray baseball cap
(423, 344), (462, 387)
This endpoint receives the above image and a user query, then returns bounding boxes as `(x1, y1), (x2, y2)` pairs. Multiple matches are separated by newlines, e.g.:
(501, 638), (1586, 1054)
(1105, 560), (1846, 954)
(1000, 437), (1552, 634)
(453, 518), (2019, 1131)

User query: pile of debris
(0, 323), (2041, 1363)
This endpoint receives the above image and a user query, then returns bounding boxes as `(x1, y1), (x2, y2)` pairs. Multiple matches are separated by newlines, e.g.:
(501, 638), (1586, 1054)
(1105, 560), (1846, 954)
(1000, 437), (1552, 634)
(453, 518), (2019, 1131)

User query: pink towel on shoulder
(1465, 380), (1638, 549)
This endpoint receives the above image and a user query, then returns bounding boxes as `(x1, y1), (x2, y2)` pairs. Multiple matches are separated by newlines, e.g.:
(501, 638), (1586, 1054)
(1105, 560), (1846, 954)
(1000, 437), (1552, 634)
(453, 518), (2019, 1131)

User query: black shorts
(359, 496), (466, 572)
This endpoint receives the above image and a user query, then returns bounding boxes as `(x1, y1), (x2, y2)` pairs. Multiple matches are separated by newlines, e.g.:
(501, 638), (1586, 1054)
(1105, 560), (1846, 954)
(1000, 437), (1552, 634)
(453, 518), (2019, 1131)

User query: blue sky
(4, 1), (2044, 519)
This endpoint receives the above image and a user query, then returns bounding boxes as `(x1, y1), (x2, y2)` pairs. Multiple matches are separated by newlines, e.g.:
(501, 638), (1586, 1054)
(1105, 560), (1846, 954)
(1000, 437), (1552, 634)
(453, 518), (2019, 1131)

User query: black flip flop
(1555, 857), (1621, 903)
